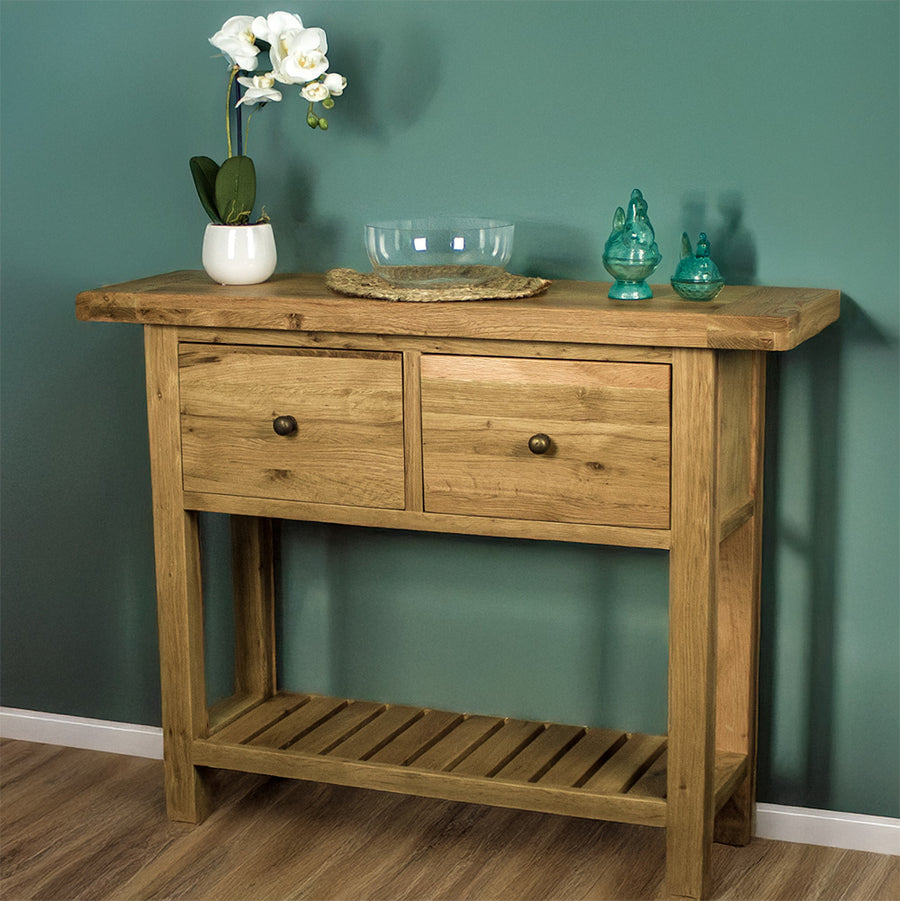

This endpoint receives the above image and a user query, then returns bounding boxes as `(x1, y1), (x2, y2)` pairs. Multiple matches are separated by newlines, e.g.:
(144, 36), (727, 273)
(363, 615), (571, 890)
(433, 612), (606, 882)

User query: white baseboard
(2, 707), (897, 856)
(0, 707), (163, 759)
(755, 802), (899, 856)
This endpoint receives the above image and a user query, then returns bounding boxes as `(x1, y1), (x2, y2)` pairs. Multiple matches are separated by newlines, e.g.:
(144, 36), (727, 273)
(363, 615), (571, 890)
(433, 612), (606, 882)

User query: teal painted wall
(1, 1), (897, 819)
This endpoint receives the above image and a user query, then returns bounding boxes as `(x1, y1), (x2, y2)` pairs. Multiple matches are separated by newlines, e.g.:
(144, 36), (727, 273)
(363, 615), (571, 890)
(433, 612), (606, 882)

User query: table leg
(231, 515), (277, 701)
(667, 348), (719, 900)
(715, 352), (765, 846)
(144, 325), (211, 823)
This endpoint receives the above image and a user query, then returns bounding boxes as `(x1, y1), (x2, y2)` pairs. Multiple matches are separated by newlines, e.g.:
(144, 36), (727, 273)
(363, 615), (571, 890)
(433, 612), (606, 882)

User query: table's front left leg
(145, 325), (211, 823)
(667, 347), (720, 900)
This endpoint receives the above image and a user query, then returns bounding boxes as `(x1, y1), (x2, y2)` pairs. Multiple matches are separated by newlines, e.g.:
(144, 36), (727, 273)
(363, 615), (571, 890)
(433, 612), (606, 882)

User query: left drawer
(178, 344), (405, 509)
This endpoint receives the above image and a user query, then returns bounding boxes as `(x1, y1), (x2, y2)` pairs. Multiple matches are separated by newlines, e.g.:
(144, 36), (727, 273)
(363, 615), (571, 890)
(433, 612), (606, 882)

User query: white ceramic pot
(202, 223), (277, 285)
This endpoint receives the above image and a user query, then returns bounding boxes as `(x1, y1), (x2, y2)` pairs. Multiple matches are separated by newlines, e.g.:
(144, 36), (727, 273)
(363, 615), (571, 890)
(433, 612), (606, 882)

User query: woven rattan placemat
(325, 268), (551, 302)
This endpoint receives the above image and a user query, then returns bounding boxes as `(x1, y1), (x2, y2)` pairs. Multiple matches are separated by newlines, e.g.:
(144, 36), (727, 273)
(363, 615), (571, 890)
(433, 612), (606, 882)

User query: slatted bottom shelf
(194, 691), (747, 829)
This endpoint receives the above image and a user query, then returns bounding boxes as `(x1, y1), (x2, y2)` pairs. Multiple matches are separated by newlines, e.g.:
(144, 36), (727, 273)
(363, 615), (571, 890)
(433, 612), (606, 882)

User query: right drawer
(421, 355), (671, 529)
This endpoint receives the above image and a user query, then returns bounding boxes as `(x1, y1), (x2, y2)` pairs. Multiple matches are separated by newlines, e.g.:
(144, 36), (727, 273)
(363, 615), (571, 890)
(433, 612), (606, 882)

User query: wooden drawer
(421, 355), (670, 528)
(179, 344), (405, 508)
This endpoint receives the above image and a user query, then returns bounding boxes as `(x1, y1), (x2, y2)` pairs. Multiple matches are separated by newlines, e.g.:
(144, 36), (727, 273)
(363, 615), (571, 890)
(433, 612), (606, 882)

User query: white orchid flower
(322, 72), (347, 97)
(271, 26), (329, 84)
(300, 81), (330, 102)
(251, 11), (303, 45)
(209, 15), (259, 71)
(237, 73), (283, 106)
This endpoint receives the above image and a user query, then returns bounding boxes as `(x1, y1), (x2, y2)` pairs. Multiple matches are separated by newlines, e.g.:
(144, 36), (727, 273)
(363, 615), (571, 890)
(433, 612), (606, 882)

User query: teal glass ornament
(671, 232), (725, 301)
(602, 188), (662, 300)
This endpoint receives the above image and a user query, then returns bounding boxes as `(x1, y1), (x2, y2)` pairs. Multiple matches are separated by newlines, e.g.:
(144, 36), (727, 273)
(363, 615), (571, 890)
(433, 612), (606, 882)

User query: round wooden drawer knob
(272, 415), (298, 436)
(528, 433), (552, 455)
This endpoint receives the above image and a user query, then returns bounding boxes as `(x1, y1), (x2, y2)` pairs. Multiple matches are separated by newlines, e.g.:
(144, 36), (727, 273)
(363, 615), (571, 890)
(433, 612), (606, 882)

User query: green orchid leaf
(189, 156), (223, 224)
(215, 155), (256, 225)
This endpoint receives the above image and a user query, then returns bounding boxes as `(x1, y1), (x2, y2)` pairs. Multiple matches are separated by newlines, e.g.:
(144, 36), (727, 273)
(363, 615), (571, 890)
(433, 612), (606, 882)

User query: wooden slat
(250, 696), (348, 749)
(367, 709), (465, 766)
(450, 719), (546, 777)
(410, 715), (505, 771)
(287, 701), (386, 754)
(493, 723), (585, 783)
(582, 734), (667, 794)
(209, 693), (311, 745)
(537, 727), (627, 788)
(326, 705), (425, 761)
(207, 691), (266, 736)
(630, 748), (669, 799)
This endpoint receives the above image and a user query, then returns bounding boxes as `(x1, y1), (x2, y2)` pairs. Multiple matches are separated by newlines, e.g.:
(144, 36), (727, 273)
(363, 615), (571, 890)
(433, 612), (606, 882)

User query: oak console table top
(77, 272), (839, 900)
(77, 270), (837, 350)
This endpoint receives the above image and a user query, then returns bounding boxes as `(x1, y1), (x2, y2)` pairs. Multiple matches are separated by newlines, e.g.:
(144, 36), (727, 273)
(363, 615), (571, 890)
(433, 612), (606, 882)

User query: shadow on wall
(757, 297), (885, 809)
(680, 191), (758, 285)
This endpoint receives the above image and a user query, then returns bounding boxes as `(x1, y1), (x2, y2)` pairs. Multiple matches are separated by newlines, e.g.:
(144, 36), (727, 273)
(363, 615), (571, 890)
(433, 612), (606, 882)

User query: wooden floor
(1, 740), (896, 901)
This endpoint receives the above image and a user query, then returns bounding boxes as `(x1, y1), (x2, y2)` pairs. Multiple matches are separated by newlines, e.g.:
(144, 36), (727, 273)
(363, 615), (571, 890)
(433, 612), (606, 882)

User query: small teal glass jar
(671, 232), (725, 301)
(602, 188), (662, 300)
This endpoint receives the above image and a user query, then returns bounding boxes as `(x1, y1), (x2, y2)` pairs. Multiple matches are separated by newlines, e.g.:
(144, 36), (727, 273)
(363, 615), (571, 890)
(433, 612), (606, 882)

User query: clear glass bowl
(365, 218), (514, 288)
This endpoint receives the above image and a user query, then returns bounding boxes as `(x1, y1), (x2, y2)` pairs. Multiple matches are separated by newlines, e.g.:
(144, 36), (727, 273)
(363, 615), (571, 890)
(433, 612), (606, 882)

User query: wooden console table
(77, 272), (839, 899)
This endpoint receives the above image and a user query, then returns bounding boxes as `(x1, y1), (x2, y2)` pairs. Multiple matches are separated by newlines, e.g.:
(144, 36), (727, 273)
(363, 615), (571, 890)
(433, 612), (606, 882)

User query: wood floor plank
(1, 740), (897, 901)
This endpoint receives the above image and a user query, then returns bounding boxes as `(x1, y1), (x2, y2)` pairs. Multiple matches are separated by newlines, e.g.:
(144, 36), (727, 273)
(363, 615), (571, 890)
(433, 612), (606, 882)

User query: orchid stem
(225, 65), (238, 158)
(244, 104), (265, 155)
(235, 79), (243, 156)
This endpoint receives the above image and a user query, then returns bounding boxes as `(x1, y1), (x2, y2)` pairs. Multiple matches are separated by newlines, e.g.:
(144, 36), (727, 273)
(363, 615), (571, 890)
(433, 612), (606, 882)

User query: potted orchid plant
(193, 10), (347, 284)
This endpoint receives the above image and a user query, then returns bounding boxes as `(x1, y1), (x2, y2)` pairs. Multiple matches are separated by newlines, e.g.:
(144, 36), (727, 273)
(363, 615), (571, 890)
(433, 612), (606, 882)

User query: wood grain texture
(143, 325), (210, 823)
(668, 348), (720, 900)
(421, 355), (670, 528)
(76, 275), (842, 900)
(178, 344), (405, 509)
(182, 489), (673, 548)
(192, 691), (682, 828)
(714, 352), (766, 847)
(76, 271), (840, 351)
(230, 516), (276, 702)
(3, 740), (897, 901)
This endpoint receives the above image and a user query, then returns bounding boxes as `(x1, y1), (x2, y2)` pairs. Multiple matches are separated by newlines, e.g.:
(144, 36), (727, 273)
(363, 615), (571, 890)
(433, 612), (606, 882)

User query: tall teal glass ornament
(602, 188), (662, 300)
(671, 231), (725, 301)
